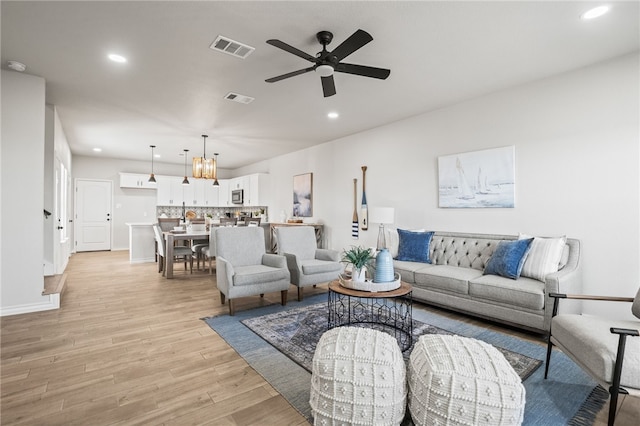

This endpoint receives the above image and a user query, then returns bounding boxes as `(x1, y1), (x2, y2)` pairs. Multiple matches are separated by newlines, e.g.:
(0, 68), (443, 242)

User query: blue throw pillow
(484, 238), (534, 280)
(396, 229), (434, 263)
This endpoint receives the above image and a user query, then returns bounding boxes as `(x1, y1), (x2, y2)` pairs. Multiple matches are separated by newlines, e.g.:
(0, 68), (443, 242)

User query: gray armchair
(215, 226), (291, 315)
(544, 288), (640, 425)
(275, 226), (342, 301)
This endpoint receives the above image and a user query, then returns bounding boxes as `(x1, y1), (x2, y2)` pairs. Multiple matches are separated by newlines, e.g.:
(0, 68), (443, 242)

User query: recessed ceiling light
(93, 148), (102, 152)
(154, 154), (161, 158)
(580, 5), (610, 20)
(108, 53), (127, 63)
(327, 112), (339, 119)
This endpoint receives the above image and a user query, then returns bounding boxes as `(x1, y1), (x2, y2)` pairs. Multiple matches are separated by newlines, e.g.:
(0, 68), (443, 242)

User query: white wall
(240, 53), (640, 320)
(1, 70), (52, 314)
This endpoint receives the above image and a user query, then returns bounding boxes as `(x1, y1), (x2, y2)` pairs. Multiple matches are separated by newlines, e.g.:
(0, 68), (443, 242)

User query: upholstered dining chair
(219, 217), (238, 226)
(201, 226), (219, 275)
(275, 225), (342, 301)
(152, 224), (193, 275)
(544, 288), (640, 425)
(246, 217), (261, 227)
(155, 218), (181, 262)
(157, 217), (180, 232)
(215, 226), (290, 315)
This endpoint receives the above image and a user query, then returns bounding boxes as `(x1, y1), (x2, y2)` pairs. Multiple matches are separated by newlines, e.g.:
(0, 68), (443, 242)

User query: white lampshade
(369, 207), (395, 225)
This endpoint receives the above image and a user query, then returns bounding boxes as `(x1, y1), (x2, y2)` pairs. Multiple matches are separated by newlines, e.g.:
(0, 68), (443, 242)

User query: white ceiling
(2, 1), (638, 169)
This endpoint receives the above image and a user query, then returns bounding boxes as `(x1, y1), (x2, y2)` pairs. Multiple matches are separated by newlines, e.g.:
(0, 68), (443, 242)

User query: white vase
(353, 267), (367, 283)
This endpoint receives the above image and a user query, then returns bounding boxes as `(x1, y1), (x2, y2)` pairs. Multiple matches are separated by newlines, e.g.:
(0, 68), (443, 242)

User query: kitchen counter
(126, 223), (155, 264)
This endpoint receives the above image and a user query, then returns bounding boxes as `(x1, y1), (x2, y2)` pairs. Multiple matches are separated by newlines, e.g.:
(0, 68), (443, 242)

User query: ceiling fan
(265, 29), (391, 97)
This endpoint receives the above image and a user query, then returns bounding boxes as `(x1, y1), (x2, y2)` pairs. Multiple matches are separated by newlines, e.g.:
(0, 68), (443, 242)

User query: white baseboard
(0, 295), (59, 317)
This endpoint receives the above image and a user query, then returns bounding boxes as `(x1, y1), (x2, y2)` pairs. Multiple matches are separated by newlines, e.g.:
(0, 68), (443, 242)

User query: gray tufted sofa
(392, 231), (582, 333)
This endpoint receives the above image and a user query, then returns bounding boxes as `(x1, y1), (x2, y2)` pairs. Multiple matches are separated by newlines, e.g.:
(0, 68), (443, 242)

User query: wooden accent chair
(215, 226), (290, 315)
(275, 225), (342, 301)
(544, 288), (640, 425)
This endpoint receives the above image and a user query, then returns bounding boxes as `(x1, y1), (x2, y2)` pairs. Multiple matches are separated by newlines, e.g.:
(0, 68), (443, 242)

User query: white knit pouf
(408, 335), (525, 426)
(310, 327), (407, 426)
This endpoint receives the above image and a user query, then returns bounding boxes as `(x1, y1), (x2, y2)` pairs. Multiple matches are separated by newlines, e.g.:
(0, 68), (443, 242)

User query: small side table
(327, 280), (413, 351)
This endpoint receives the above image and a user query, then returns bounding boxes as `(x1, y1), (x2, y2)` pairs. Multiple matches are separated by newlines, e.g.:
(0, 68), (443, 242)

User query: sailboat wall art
(438, 146), (515, 208)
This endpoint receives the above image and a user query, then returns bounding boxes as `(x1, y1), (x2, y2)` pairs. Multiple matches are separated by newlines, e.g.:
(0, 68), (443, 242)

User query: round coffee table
(327, 280), (413, 351)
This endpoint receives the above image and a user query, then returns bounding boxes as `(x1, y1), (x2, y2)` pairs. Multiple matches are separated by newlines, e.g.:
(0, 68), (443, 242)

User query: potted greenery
(341, 246), (374, 282)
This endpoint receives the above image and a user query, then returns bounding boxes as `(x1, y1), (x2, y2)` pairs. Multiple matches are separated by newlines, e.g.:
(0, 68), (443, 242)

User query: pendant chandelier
(148, 145), (157, 183)
(212, 153), (219, 186)
(192, 134), (215, 179)
(182, 149), (190, 185)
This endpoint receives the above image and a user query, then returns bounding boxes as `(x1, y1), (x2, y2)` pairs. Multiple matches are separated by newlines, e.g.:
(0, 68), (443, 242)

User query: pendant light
(192, 134), (215, 179)
(182, 149), (190, 185)
(148, 145), (157, 183)
(212, 153), (219, 186)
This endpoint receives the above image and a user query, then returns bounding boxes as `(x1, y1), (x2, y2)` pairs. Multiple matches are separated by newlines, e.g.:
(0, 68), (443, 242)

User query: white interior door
(54, 158), (71, 272)
(75, 179), (112, 252)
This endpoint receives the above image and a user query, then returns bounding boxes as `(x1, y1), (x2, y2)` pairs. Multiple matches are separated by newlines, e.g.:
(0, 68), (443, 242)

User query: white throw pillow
(518, 234), (567, 282)
(386, 228), (425, 258)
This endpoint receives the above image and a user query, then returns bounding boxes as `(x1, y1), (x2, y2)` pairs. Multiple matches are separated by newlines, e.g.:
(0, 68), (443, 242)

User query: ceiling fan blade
(329, 29), (373, 62)
(335, 63), (390, 80)
(266, 39), (316, 62)
(321, 75), (336, 97)
(265, 67), (315, 83)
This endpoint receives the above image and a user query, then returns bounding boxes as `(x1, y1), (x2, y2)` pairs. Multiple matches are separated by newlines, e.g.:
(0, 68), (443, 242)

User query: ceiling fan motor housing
(316, 31), (333, 46)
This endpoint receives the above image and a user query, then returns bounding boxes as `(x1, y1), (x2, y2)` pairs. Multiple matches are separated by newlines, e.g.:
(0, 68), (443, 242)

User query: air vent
(224, 92), (255, 104)
(210, 36), (255, 59)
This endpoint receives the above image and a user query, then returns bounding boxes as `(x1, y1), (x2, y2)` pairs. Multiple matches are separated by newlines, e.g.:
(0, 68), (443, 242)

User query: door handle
(57, 226), (64, 230)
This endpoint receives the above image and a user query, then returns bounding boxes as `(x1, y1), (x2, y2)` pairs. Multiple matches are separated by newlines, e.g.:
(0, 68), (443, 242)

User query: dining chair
(158, 217), (180, 231)
(152, 223), (193, 275)
(246, 217), (261, 227)
(155, 218), (181, 262)
(202, 226), (219, 274)
(219, 217), (238, 226)
(188, 218), (208, 269)
(275, 225), (342, 301)
(544, 288), (640, 425)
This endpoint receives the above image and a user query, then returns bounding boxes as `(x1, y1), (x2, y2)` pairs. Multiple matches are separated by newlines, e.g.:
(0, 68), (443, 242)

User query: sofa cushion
(301, 259), (343, 275)
(393, 260), (433, 283)
(518, 234), (566, 282)
(396, 229), (434, 263)
(415, 265), (483, 295)
(469, 275), (545, 310)
(483, 238), (533, 280)
(430, 235), (501, 271)
(386, 228), (425, 258)
(233, 264), (289, 286)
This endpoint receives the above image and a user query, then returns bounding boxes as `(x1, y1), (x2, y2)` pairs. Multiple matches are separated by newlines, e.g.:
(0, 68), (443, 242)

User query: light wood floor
(1, 251), (638, 425)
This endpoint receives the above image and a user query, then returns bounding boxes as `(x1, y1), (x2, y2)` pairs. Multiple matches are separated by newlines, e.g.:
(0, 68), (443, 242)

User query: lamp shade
(369, 207), (395, 224)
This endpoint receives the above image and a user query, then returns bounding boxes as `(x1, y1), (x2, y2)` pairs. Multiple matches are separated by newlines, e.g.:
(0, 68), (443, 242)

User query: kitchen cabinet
(217, 179), (230, 207)
(182, 179), (198, 205)
(227, 174), (268, 206)
(156, 176), (184, 205)
(245, 173), (270, 206)
(119, 173), (157, 189)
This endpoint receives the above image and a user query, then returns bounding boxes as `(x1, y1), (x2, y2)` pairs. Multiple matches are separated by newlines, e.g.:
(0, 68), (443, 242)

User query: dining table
(163, 230), (209, 279)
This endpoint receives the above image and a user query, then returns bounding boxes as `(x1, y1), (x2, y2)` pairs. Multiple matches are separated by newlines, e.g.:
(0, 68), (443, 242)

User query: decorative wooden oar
(352, 178), (359, 239)
(361, 166), (368, 230)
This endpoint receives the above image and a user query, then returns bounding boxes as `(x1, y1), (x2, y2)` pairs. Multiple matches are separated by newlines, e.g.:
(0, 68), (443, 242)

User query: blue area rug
(204, 293), (606, 425)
